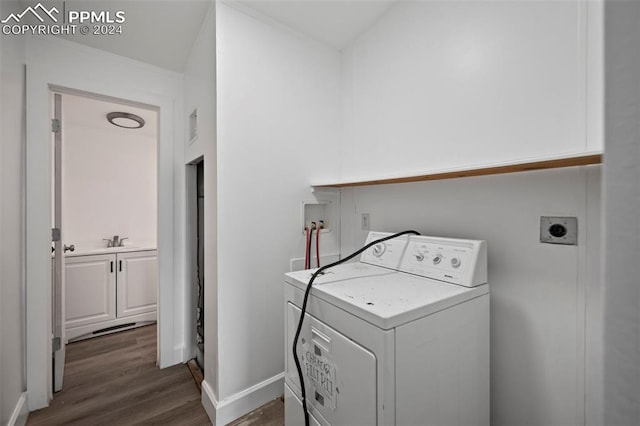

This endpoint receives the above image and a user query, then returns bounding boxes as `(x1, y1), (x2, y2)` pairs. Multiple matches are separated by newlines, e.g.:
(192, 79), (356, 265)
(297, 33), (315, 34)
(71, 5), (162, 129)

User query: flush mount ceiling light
(107, 112), (145, 129)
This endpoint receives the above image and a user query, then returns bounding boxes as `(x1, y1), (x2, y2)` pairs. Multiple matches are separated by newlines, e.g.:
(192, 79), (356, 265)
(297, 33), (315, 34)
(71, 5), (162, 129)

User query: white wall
(340, 168), (601, 425)
(602, 1), (640, 424)
(337, 1), (604, 425)
(63, 104), (157, 250)
(208, 2), (342, 422)
(25, 36), (185, 410)
(183, 0), (219, 409)
(340, 0), (602, 182)
(0, 1), (28, 423)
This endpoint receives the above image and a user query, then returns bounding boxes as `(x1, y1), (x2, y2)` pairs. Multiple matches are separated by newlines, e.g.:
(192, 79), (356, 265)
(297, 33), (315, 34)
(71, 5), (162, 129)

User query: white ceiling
(238, 0), (397, 49)
(52, 0), (212, 72)
(40, 0), (395, 72)
(63, 92), (158, 138)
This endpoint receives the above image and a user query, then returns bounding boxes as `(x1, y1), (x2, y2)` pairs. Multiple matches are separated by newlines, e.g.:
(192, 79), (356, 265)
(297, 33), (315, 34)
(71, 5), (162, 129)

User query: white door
(116, 250), (158, 318)
(52, 93), (66, 392)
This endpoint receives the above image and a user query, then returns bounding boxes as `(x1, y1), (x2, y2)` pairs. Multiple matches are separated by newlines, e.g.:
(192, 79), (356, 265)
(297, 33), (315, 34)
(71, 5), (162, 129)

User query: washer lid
(286, 261), (395, 286)
(285, 262), (488, 330)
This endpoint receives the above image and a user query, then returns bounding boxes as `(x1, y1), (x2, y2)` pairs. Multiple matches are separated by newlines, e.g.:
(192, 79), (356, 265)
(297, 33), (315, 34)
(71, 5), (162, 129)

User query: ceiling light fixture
(107, 112), (145, 129)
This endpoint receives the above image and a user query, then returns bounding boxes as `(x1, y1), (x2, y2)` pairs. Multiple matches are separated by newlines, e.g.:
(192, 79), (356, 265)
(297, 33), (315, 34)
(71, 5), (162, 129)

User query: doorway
(188, 160), (205, 371)
(25, 46), (184, 409)
(51, 90), (160, 392)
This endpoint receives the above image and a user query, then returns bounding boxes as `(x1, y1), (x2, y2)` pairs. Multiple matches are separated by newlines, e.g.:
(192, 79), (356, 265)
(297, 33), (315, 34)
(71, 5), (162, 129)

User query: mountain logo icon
(1, 3), (59, 24)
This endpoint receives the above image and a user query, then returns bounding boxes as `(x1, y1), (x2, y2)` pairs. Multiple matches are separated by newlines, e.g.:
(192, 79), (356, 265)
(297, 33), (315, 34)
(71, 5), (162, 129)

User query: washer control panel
(401, 239), (472, 285)
(360, 232), (487, 287)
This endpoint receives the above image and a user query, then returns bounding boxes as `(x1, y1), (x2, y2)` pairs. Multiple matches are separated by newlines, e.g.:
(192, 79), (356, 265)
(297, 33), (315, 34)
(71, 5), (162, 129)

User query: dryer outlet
(540, 216), (578, 245)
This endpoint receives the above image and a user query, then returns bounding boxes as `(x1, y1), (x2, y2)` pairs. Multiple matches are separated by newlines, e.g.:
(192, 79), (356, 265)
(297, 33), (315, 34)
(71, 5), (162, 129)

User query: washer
(284, 231), (489, 426)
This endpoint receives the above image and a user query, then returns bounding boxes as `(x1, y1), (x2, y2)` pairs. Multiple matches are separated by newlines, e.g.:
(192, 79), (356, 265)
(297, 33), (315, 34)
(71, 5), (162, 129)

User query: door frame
(25, 38), (185, 410)
(51, 92), (65, 393)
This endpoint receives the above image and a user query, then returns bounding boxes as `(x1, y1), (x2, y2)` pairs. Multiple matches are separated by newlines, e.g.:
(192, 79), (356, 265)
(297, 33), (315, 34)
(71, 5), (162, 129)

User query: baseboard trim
(8, 392), (28, 426)
(66, 314), (156, 342)
(202, 373), (285, 425)
(173, 344), (186, 364)
(202, 380), (218, 424)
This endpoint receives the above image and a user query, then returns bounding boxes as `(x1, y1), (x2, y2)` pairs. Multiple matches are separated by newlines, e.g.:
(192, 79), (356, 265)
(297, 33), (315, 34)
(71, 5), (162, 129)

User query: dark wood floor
(27, 325), (285, 425)
(27, 325), (211, 426)
(228, 397), (284, 426)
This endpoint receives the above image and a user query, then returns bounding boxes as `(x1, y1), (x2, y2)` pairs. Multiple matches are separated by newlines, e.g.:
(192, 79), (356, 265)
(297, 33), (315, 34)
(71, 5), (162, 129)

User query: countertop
(64, 244), (157, 257)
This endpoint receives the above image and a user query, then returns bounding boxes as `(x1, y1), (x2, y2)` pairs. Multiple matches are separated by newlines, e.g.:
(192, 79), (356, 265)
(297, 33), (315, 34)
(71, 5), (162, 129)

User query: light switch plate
(540, 216), (578, 245)
(189, 109), (198, 144)
(361, 213), (370, 230)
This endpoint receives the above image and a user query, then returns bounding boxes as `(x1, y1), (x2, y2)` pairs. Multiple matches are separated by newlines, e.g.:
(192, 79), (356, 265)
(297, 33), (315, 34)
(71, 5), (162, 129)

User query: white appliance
(284, 231), (489, 426)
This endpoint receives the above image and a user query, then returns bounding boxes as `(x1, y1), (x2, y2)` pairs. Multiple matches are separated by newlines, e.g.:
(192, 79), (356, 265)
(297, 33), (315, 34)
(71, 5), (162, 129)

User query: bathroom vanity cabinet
(65, 249), (157, 341)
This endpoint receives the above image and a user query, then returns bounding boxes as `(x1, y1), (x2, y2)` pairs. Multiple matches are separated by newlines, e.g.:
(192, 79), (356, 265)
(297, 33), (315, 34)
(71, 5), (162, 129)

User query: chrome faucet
(103, 235), (128, 247)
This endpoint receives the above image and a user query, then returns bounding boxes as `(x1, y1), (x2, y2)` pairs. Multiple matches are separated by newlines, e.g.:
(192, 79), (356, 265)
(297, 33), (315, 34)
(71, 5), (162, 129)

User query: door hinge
(52, 228), (61, 242)
(52, 337), (61, 352)
(51, 118), (61, 133)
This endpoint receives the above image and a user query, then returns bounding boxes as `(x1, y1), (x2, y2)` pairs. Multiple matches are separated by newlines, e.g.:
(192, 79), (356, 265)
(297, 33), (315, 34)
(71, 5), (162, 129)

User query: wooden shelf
(313, 152), (602, 188)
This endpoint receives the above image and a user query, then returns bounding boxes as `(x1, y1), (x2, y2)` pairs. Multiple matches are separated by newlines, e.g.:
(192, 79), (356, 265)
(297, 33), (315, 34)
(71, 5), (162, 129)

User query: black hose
(292, 230), (420, 425)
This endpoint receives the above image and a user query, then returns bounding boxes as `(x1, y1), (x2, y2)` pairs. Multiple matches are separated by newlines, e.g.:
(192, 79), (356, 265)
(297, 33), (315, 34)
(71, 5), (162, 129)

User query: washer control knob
(432, 255), (442, 265)
(415, 253), (425, 262)
(451, 257), (461, 268)
(372, 243), (386, 257)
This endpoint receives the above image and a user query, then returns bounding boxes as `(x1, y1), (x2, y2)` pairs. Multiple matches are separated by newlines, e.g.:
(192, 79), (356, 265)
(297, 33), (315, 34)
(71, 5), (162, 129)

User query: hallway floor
(26, 325), (285, 425)
(27, 325), (211, 425)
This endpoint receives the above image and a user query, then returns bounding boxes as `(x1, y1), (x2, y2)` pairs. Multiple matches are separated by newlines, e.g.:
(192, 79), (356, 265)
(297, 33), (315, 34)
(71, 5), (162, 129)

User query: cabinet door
(65, 254), (116, 328)
(117, 250), (158, 318)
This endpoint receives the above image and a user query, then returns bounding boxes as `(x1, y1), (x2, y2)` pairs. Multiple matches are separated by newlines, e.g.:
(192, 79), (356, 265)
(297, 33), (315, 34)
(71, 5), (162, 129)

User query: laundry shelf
(313, 151), (603, 189)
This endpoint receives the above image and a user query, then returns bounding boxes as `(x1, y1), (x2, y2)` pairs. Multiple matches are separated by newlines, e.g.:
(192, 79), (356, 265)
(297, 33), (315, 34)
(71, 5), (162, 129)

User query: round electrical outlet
(549, 223), (567, 238)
